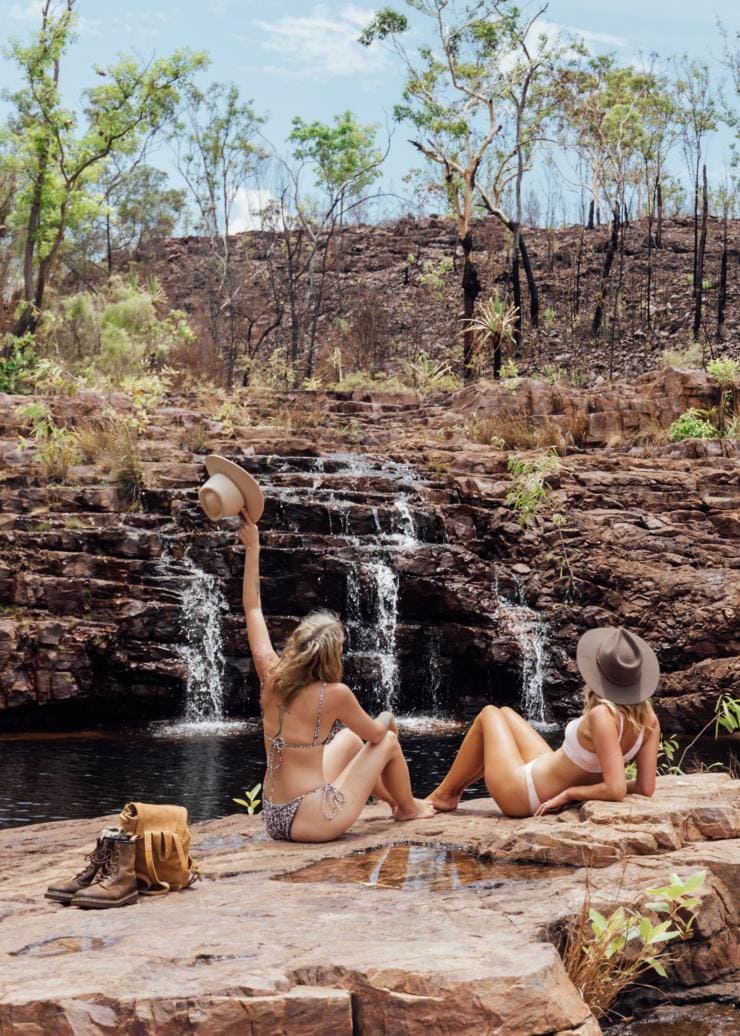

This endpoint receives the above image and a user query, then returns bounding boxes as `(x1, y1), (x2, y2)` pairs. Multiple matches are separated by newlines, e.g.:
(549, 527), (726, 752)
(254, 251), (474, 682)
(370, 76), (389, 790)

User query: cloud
(534, 18), (627, 51)
(230, 188), (275, 232)
(6, 1), (100, 34)
(250, 3), (388, 80)
(207, 0), (229, 14)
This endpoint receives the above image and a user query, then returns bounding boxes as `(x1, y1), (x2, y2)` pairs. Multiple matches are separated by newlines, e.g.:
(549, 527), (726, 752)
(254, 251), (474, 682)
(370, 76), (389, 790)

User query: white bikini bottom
(522, 760), (541, 814)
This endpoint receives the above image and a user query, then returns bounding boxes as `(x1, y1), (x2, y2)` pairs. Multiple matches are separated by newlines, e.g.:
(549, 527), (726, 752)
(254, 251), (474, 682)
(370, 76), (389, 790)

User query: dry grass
(269, 404), (326, 431)
(73, 416), (144, 506)
(464, 413), (568, 452)
(606, 421), (670, 449)
(177, 421), (213, 455)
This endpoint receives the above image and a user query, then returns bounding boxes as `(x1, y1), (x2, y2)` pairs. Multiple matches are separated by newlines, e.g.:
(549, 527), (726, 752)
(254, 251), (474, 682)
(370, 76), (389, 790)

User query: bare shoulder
(589, 704), (620, 735)
(326, 682), (354, 704)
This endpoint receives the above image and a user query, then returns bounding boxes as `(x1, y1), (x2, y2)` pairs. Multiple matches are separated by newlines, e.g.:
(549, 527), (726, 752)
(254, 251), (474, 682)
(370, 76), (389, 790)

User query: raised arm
(238, 510), (279, 685)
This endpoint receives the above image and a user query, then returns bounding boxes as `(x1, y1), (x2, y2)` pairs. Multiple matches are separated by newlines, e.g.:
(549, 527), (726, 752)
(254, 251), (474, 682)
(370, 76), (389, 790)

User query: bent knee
(480, 704), (500, 719)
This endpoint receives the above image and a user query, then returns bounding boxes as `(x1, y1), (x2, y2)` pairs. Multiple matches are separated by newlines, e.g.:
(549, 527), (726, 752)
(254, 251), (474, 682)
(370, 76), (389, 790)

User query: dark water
(0, 721), (735, 830)
(604, 1003), (740, 1035)
(0, 719), (486, 829)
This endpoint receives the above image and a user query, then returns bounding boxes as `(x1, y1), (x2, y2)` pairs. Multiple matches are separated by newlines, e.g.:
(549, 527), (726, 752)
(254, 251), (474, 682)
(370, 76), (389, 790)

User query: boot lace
(94, 844), (120, 882)
(74, 843), (107, 880)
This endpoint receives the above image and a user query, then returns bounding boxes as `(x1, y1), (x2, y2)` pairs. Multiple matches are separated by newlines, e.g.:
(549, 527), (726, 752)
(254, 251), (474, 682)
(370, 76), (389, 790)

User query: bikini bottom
(522, 760), (542, 815)
(263, 783), (345, 842)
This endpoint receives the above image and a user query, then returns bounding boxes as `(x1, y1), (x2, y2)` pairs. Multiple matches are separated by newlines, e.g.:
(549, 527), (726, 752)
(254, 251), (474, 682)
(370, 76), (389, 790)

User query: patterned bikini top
(265, 681), (342, 773)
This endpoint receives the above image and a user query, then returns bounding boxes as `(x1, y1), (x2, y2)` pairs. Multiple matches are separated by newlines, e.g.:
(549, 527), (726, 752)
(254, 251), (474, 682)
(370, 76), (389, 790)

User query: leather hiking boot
(44, 827), (126, 905)
(72, 833), (138, 910)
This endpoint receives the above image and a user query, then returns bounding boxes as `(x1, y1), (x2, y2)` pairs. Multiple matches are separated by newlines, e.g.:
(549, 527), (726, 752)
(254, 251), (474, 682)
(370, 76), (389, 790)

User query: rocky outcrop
(0, 371), (737, 731)
(0, 776), (737, 1034)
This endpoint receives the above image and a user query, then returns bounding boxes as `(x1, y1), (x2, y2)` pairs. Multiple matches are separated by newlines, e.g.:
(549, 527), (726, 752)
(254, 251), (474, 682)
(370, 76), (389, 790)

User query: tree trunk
(511, 246), (522, 353)
(655, 177), (663, 248)
(461, 232), (481, 381)
(518, 233), (539, 328)
(717, 210), (728, 338)
(592, 206), (620, 337)
(587, 199), (594, 230)
(692, 164), (708, 342)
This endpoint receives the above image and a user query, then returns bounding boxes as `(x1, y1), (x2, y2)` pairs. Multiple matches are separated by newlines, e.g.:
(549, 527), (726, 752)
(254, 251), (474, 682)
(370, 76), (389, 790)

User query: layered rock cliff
(0, 367), (737, 734)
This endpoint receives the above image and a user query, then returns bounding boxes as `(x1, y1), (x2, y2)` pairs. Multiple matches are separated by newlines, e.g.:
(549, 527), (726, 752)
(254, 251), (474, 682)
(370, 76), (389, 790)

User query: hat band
(596, 643), (642, 687)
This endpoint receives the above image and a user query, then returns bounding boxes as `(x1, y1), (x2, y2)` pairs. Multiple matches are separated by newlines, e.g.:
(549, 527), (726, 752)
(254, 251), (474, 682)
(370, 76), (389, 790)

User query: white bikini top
(561, 713), (644, 773)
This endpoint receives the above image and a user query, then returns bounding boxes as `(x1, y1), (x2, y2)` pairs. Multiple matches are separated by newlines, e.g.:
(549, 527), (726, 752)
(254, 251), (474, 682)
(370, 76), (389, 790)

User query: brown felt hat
(576, 627), (660, 704)
(198, 455), (264, 523)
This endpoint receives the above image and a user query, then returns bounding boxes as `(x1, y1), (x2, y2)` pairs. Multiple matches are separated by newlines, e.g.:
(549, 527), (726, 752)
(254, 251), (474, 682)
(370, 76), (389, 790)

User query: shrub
(403, 352), (461, 394)
(559, 871), (706, 1019)
(660, 344), (703, 370)
(0, 335), (38, 394)
(333, 370), (410, 393)
(506, 449), (560, 526)
(19, 402), (80, 482)
(707, 357), (739, 385)
(178, 421), (212, 455)
(668, 408), (718, 442)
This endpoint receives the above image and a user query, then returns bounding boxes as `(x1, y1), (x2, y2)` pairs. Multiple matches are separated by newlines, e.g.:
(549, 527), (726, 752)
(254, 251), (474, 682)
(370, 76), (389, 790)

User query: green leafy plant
(707, 358), (738, 436)
(506, 449), (560, 526)
(177, 421), (212, 455)
(403, 351), (460, 394)
(0, 335), (38, 393)
(216, 401), (239, 437)
(19, 402), (80, 482)
(560, 871), (706, 1018)
(668, 408), (718, 442)
(466, 294), (518, 377)
(233, 783), (262, 815)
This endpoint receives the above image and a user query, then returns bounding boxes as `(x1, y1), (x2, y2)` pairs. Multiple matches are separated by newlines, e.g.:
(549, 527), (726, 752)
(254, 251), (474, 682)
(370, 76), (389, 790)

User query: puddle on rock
(276, 842), (570, 893)
(604, 1004), (740, 1035)
(11, 935), (117, 958)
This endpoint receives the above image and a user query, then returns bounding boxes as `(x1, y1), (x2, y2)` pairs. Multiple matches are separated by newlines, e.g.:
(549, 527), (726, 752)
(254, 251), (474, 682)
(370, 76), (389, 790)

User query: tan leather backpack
(119, 802), (199, 896)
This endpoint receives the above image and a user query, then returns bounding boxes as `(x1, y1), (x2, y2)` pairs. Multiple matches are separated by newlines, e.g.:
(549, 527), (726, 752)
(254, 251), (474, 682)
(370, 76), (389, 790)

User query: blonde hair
(583, 687), (653, 734)
(267, 609), (344, 706)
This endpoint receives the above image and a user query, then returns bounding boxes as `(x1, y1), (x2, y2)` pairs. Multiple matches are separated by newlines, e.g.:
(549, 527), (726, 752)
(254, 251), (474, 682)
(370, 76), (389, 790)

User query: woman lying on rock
(429, 627), (660, 818)
(238, 512), (435, 842)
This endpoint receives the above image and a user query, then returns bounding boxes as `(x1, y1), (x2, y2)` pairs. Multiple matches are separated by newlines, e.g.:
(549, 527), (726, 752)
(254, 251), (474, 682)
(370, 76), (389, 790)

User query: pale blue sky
(1, 1), (737, 225)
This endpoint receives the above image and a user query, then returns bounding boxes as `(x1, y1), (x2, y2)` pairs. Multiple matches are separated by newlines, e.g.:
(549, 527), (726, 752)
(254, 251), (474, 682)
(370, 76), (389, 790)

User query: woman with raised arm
(239, 510), (434, 842)
(429, 627), (660, 818)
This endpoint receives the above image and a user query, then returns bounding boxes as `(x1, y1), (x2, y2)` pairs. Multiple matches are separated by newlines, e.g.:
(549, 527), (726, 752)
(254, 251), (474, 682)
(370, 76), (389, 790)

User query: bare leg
(429, 705), (531, 816)
(323, 728), (395, 811)
(428, 710), (487, 811)
(291, 732), (434, 842)
(499, 707), (553, 762)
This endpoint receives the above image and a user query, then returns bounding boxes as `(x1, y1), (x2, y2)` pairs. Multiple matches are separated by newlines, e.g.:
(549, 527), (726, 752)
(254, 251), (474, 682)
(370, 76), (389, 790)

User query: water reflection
(277, 843), (571, 892)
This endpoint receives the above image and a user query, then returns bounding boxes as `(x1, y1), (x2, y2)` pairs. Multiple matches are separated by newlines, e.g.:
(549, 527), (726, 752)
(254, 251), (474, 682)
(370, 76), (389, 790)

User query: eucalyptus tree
(279, 111), (385, 380)
(361, 1), (519, 379)
(173, 82), (265, 385)
(3, 0), (205, 337)
(673, 57), (720, 339)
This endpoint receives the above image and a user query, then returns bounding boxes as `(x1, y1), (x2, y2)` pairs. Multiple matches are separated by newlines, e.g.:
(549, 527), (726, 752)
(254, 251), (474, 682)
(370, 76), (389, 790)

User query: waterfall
(177, 555), (229, 725)
(494, 573), (554, 730)
(369, 558), (400, 712)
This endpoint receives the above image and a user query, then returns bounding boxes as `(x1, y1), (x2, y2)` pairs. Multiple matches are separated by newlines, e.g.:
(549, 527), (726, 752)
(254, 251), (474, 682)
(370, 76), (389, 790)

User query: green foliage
(707, 358), (739, 385)
(467, 295), (518, 375)
(562, 871), (706, 1018)
(416, 257), (454, 296)
(333, 370), (409, 393)
(657, 735), (681, 775)
(289, 111), (382, 204)
(714, 694), (740, 737)
(18, 401), (79, 482)
(0, 335), (38, 393)
(233, 783), (262, 815)
(403, 351), (460, 393)
(178, 421), (212, 455)
(506, 449), (560, 526)
(4, 1), (206, 327)
(668, 408), (718, 442)
(661, 344), (703, 369)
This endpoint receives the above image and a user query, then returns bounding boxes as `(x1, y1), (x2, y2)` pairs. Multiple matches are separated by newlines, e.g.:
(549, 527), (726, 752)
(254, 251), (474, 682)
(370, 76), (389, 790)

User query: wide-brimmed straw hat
(198, 454), (264, 523)
(576, 627), (660, 704)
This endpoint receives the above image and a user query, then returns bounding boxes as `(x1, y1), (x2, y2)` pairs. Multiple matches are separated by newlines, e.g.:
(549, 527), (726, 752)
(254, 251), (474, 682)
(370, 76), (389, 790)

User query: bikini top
(265, 681), (342, 772)
(561, 712), (644, 774)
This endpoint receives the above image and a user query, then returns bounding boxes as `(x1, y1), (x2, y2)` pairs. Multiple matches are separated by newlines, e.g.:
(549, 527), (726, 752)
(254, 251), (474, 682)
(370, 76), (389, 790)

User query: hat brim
(576, 627), (660, 704)
(204, 454), (264, 523)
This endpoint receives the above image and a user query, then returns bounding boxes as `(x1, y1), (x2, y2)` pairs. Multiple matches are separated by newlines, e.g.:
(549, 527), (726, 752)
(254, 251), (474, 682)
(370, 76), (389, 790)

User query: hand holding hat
(198, 455), (264, 523)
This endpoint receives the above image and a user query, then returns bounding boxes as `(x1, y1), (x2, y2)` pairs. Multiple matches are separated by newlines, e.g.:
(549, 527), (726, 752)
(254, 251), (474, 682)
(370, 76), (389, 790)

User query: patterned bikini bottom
(263, 782), (346, 842)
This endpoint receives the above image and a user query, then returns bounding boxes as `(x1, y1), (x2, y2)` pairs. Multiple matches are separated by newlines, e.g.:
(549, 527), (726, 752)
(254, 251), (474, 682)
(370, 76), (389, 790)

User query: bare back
(261, 681), (342, 803)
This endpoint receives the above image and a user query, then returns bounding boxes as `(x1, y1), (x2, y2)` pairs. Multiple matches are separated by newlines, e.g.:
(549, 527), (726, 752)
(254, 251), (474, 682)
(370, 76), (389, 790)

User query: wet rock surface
(0, 775), (737, 1034)
(0, 369), (738, 731)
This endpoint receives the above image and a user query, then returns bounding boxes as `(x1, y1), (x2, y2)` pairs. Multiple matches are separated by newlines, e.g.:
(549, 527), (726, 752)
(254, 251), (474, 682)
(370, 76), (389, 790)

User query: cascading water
(368, 558), (400, 711)
(493, 570), (554, 730)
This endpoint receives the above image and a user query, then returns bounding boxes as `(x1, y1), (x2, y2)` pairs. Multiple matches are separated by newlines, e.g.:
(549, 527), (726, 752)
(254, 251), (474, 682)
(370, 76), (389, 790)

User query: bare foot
(394, 797), (436, 821)
(426, 790), (460, 812)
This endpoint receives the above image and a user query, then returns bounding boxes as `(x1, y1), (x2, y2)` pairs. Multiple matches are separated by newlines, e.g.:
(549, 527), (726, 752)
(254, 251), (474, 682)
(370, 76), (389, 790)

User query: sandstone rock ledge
(0, 775), (738, 1035)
